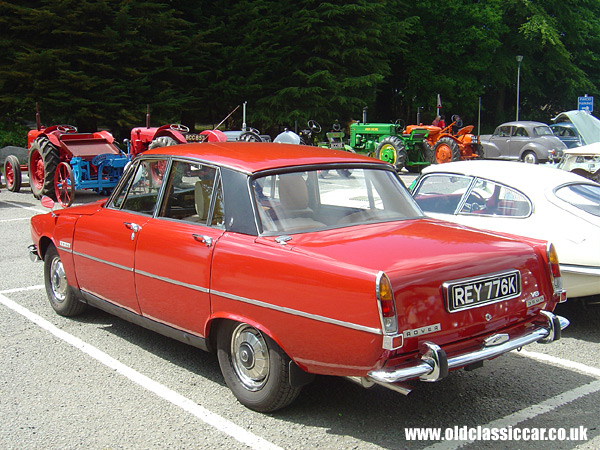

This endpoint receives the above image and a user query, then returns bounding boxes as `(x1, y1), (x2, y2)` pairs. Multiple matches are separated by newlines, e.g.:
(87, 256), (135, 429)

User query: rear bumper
(368, 311), (569, 385)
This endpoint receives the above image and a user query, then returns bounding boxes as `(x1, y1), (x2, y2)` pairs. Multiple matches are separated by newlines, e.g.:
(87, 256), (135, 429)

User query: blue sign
(578, 96), (594, 112)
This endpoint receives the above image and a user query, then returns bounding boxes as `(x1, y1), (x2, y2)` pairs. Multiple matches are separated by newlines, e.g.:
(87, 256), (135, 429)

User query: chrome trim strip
(135, 269), (209, 293)
(560, 263), (600, 276)
(71, 249), (380, 335)
(72, 250), (133, 272)
(212, 289), (382, 335)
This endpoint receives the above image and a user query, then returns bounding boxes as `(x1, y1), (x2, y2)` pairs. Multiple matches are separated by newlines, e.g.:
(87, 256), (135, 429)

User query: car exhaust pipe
(345, 376), (413, 396)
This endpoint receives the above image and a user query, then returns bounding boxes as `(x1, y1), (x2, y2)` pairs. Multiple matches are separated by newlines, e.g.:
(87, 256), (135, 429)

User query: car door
(486, 125), (512, 158)
(509, 126), (529, 158)
(73, 158), (168, 314)
(134, 160), (226, 336)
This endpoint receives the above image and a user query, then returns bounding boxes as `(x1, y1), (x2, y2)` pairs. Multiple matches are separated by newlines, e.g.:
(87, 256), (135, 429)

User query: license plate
(444, 270), (521, 312)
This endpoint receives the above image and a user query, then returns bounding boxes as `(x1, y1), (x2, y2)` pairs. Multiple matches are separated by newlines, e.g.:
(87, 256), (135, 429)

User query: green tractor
(346, 108), (431, 172)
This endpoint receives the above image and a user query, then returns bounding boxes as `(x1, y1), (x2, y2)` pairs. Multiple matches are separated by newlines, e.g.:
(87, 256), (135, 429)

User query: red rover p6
(29, 142), (568, 412)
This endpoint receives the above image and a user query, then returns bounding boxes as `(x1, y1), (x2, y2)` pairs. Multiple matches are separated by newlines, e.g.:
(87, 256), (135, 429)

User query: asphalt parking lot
(2, 176), (600, 450)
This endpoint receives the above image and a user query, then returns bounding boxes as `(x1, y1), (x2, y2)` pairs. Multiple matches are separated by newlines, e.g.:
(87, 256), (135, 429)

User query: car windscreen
(555, 183), (600, 217)
(252, 168), (423, 234)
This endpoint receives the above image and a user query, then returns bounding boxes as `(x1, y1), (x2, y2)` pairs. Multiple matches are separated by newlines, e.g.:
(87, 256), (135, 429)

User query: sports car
(30, 143), (567, 412)
(412, 160), (600, 299)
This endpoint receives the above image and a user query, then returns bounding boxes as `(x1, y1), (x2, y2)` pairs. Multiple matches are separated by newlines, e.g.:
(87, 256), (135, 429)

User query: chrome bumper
(28, 244), (41, 262)
(368, 311), (569, 385)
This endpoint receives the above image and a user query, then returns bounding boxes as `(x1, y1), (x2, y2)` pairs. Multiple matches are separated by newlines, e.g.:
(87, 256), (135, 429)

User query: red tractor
(5, 107), (128, 206)
(128, 107), (226, 156)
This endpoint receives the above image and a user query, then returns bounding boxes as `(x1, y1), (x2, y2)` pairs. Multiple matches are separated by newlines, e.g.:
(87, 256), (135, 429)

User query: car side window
(513, 127), (528, 137)
(495, 126), (511, 137)
(112, 159), (169, 215)
(412, 174), (473, 214)
(158, 160), (224, 228)
(459, 179), (531, 217)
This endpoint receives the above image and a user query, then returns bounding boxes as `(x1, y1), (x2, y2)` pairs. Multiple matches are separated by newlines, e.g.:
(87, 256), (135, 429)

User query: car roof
(497, 121), (550, 128)
(421, 160), (595, 191)
(141, 141), (382, 174)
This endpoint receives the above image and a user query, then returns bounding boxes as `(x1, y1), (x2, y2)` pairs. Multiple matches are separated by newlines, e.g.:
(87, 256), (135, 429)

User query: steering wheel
(307, 120), (321, 133)
(247, 127), (261, 135)
(332, 122), (341, 132)
(394, 119), (405, 132)
(57, 124), (78, 133)
(466, 191), (486, 212)
(239, 131), (262, 142)
(170, 123), (190, 133)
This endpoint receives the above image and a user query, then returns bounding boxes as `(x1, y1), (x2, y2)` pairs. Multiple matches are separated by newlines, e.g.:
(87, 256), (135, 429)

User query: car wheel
(375, 136), (407, 171)
(4, 154), (22, 192)
(44, 245), (86, 317)
(217, 321), (301, 412)
(522, 151), (538, 164)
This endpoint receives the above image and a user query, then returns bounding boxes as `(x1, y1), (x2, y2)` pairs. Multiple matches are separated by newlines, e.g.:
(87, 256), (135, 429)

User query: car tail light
(376, 272), (398, 334)
(547, 243), (567, 302)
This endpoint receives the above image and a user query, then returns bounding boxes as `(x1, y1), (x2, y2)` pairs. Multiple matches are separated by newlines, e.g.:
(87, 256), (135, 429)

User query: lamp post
(516, 55), (523, 121)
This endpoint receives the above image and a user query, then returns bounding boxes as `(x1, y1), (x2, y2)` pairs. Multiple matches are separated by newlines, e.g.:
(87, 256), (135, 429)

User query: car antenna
(214, 104), (240, 130)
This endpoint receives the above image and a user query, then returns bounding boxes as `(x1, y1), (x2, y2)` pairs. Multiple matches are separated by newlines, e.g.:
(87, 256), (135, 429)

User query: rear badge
(59, 240), (71, 249)
(403, 323), (441, 338)
(526, 295), (545, 308)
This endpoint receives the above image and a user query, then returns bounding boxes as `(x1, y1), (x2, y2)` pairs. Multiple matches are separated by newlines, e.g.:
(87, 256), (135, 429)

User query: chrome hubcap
(50, 257), (67, 302)
(231, 324), (269, 391)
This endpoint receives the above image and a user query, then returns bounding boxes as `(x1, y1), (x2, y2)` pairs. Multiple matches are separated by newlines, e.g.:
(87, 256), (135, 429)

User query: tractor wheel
(421, 141), (435, 164)
(406, 165), (423, 173)
(4, 155), (22, 192)
(375, 136), (407, 171)
(470, 143), (484, 158)
(29, 136), (59, 200)
(54, 161), (75, 207)
(433, 137), (460, 164)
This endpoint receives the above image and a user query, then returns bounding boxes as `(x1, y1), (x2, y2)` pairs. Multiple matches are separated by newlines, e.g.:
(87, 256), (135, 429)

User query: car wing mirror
(41, 195), (57, 217)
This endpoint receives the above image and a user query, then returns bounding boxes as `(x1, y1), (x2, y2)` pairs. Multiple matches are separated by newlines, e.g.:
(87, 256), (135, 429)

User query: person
(438, 115), (446, 128)
(432, 115), (441, 126)
(452, 114), (463, 134)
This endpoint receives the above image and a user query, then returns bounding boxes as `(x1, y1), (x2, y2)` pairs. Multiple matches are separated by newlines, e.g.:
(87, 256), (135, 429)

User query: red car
(29, 142), (568, 412)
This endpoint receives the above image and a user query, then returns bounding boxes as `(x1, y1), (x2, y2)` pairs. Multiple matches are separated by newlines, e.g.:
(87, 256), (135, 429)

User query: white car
(411, 160), (600, 299)
(556, 143), (600, 183)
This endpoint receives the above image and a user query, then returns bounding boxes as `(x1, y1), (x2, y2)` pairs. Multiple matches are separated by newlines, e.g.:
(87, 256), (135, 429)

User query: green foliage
(0, 0), (599, 140)
(0, 122), (28, 148)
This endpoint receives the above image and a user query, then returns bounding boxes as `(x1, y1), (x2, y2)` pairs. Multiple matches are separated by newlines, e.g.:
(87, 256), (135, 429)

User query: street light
(516, 55), (523, 121)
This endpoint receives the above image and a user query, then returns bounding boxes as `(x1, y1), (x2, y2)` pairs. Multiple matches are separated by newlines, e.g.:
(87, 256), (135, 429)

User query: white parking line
(0, 288), (283, 450)
(423, 380), (600, 450)
(0, 217), (32, 223)
(0, 200), (46, 214)
(518, 349), (600, 379)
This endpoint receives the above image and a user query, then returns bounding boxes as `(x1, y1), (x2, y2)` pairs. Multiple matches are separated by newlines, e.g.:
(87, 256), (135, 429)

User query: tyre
(217, 321), (302, 412)
(421, 141), (435, 164)
(4, 154), (22, 192)
(44, 245), (86, 317)
(433, 137), (460, 164)
(375, 136), (407, 171)
(522, 151), (538, 164)
(29, 136), (59, 200)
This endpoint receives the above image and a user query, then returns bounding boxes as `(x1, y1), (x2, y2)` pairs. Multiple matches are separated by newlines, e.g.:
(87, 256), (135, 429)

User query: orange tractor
(404, 116), (482, 164)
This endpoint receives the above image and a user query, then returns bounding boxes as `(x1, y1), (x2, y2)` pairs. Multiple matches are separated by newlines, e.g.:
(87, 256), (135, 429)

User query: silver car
(480, 121), (566, 164)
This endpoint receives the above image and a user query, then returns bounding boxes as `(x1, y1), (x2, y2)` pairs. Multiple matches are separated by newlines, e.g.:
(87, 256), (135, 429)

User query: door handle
(193, 234), (213, 247)
(124, 222), (141, 240)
